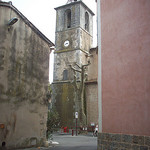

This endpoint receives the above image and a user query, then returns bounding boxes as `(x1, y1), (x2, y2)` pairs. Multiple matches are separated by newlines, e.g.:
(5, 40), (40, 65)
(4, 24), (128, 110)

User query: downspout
(97, 0), (102, 132)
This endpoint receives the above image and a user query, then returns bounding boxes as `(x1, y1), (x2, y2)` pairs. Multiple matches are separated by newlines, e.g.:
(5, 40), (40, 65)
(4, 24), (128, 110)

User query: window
(65, 9), (71, 28)
(85, 12), (89, 32)
(63, 69), (68, 80)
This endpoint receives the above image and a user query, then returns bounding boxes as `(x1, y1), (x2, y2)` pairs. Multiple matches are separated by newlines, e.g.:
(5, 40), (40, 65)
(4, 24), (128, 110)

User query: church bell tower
(52, 0), (94, 127)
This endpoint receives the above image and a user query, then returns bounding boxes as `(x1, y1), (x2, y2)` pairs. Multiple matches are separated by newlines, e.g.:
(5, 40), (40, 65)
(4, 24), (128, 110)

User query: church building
(52, 0), (98, 128)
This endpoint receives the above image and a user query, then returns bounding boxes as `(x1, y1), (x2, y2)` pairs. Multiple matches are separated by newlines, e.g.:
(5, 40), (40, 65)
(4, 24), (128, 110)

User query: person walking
(93, 125), (98, 137)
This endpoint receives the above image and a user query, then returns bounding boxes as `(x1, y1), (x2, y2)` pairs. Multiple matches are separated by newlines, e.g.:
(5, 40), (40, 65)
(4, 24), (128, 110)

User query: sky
(3, 0), (97, 83)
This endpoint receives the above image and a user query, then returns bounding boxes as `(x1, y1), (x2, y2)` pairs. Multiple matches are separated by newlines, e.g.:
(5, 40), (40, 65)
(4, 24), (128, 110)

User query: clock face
(64, 40), (70, 47)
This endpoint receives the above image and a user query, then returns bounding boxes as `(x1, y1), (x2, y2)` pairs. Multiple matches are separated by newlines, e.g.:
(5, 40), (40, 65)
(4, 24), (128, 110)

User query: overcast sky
(4, 0), (97, 83)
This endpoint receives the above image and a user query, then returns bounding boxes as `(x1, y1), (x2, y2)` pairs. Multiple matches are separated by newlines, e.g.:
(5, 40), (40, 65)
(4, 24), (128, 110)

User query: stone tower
(52, 0), (94, 127)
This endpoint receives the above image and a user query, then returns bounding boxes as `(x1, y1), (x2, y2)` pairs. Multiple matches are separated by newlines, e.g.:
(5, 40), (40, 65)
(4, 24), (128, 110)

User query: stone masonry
(98, 133), (150, 150)
(52, 0), (94, 128)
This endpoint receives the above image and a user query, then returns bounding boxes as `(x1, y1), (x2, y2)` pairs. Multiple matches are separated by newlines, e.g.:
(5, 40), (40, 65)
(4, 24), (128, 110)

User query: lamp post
(75, 112), (78, 136)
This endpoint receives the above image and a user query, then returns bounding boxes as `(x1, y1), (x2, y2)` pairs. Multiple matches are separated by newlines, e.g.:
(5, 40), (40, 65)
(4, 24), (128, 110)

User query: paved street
(50, 133), (97, 150)
(14, 133), (97, 150)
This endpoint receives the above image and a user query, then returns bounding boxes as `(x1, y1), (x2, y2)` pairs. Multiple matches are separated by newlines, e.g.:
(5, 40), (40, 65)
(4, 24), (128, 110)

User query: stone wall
(55, 1), (94, 36)
(53, 50), (87, 81)
(98, 133), (150, 150)
(0, 2), (52, 149)
(53, 1), (94, 128)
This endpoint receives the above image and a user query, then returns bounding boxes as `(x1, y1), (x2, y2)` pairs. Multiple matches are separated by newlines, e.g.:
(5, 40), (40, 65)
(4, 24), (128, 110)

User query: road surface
(50, 133), (97, 150)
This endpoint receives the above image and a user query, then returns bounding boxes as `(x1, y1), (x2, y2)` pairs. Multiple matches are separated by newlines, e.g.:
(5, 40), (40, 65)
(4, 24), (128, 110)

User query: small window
(63, 69), (68, 80)
(65, 9), (71, 28)
(2, 142), (6, 147)
(85, 12), (89, 32)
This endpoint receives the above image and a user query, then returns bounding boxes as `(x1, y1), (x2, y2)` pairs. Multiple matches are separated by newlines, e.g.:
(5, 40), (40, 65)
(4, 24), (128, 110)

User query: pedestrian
(93, 125), (98, 137)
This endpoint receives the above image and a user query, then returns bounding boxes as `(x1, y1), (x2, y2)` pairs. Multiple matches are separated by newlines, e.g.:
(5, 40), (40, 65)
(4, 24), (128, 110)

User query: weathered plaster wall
(55, 28), (92, 52)
(80, 3), (93, 37)
(86, 83), (98, 126)
(55, 2), (93, 53)
(85, 48), (98, 126)
(55, 3), (80, 32)
(53, 50), (87, 81)
(52, 82), (75, 127)
(88, 48), (98, 81)
(101, 0), (150, 136)
(0, 4), (50, 149)
(0, 103), (47, 148)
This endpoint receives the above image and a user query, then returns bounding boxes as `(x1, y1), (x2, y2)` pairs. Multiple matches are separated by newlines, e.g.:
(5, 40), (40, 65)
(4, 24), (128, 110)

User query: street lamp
(8, 17), (18, 26)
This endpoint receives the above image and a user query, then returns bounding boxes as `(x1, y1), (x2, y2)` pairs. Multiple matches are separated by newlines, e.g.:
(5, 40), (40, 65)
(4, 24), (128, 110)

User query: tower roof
(66, 0), (81, 4)
(55, 0), (94, 16)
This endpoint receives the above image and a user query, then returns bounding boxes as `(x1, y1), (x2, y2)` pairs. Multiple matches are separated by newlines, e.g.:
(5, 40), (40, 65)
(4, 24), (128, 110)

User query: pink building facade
(97, 0), (150, 149)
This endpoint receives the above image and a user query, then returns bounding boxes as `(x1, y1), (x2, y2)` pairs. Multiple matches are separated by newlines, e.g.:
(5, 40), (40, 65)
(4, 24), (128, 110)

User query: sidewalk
(16, 140), (59, 150)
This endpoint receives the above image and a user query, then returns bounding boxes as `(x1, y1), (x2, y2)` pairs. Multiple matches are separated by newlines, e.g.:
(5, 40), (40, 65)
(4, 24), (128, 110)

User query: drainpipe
(97, 0), (102, 133)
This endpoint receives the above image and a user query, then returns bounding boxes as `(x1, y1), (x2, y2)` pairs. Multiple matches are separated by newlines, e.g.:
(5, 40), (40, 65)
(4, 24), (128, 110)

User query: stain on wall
(52, 82), (75, 127)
